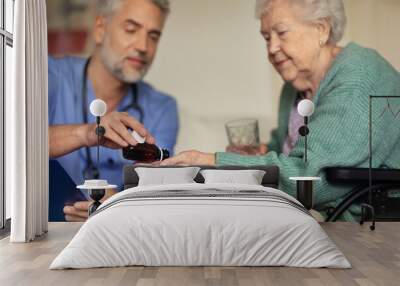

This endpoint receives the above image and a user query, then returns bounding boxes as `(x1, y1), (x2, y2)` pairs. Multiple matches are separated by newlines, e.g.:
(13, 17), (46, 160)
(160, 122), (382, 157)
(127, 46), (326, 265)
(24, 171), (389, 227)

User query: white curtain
(7, 0), (49, 242)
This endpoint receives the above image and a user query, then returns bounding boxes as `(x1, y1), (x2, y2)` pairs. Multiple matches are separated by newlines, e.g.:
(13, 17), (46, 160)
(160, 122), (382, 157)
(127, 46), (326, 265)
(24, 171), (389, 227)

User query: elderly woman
(161, 0), (400, 220)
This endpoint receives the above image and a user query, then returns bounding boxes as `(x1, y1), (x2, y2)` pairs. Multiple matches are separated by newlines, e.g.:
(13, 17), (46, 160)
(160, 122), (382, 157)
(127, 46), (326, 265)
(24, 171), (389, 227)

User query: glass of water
(225, 118), (260, 152)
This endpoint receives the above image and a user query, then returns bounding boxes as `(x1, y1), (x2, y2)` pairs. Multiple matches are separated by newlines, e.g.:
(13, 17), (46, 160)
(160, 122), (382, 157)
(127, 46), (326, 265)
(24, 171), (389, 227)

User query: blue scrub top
(48, 56), (179, 191)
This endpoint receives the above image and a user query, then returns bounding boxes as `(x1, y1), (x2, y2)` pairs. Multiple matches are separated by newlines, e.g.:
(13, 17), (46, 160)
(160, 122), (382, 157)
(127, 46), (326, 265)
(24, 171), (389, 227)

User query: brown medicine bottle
(122, 143), (170, 162)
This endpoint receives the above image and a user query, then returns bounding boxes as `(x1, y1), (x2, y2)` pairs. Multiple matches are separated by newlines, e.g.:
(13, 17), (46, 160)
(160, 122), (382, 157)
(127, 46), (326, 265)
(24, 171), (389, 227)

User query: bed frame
(123, 165), (280, 190)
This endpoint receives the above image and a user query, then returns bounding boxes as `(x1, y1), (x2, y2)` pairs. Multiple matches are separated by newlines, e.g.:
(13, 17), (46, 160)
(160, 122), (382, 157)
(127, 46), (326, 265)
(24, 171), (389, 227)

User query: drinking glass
(225, 118), (260, 149)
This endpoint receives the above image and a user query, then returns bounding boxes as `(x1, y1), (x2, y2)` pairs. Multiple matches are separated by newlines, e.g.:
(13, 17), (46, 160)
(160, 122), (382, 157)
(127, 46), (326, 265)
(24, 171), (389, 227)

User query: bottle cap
(162, 149), (170, 160)
(131, 131), (145, 144)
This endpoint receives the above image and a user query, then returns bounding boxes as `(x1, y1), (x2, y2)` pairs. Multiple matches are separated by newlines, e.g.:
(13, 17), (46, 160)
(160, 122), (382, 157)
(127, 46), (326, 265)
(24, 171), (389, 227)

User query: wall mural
(47, 0), (94, 56)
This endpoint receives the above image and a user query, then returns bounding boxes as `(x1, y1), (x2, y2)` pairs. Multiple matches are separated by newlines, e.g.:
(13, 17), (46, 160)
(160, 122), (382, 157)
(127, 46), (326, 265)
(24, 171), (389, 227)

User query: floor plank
(0, 222), (399, 286)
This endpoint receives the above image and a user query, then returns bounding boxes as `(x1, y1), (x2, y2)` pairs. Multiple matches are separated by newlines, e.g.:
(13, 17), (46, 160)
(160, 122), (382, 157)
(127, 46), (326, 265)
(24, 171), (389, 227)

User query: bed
(50, 165), (350, 269)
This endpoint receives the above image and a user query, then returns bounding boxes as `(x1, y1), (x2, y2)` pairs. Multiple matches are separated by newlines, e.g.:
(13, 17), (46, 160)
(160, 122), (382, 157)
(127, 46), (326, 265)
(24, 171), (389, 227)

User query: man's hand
(50, 112), (156, 158)
(63, 189), (117, 222)
(63, 201), (90, 222)
(85, 111), (155, 149)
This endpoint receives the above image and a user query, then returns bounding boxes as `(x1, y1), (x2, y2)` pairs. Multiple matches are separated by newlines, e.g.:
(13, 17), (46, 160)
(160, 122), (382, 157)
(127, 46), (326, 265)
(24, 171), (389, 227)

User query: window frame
(0, 0), (14, 235)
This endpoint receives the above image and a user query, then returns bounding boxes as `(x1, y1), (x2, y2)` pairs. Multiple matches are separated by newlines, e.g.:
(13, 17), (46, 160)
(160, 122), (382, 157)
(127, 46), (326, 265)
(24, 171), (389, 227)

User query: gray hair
(96, 0), (170, 17)
(255, 0), (347, 44)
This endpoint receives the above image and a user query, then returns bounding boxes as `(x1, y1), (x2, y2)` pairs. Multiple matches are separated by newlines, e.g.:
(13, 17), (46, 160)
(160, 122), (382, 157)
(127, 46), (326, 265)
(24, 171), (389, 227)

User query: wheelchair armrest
(324, 167), (400, 222)
(325, 167), (400, 184)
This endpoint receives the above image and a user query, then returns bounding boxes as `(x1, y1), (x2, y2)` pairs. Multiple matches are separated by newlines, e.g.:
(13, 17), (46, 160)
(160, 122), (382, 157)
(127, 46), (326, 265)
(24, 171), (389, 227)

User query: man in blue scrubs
(49, 0), (178, 221)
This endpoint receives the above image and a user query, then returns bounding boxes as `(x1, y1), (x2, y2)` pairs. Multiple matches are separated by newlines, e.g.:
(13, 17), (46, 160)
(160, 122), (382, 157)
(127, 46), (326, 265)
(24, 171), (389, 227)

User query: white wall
(146, 0), (277, 153)
(46, 0), (400, 155)
(146, 0), (400, 154)
(344, 0), (400, 70)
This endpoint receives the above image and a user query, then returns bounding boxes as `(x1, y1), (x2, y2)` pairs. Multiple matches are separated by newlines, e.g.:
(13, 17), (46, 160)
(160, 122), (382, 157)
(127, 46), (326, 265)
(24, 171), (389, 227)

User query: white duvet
(50, 183), (351, 269)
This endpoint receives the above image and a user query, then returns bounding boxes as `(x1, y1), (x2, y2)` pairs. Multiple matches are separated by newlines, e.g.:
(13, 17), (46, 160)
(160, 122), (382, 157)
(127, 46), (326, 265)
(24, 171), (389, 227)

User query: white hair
(255, 0), (347, 44)
(96, 0), (170, 17)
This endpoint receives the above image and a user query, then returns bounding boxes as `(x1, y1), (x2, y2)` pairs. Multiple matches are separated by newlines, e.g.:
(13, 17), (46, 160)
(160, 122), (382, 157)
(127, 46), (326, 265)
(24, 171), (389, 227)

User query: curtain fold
(8, 0), (49, 242)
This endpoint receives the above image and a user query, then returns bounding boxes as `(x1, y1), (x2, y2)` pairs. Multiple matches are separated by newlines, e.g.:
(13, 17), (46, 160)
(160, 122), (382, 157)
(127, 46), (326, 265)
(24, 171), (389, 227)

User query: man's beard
(100, 37), (151, 84)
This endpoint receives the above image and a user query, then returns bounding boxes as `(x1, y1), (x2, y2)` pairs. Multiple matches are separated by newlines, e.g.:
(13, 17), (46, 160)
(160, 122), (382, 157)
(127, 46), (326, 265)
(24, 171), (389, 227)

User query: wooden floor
(0, 222), (399, 286)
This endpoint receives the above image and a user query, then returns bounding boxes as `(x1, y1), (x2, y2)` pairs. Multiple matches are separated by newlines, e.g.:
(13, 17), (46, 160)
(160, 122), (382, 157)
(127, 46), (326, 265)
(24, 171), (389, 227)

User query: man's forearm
(49, 124), (94, 158)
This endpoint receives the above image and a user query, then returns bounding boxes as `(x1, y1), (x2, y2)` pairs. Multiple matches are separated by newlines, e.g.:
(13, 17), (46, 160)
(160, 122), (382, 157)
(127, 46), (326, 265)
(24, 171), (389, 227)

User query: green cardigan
(216, 42), (400, 220)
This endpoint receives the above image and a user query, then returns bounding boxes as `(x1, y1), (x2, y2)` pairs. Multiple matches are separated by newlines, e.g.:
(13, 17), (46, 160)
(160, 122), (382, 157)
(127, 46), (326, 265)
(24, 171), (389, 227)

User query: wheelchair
(324, 167), (400, 225)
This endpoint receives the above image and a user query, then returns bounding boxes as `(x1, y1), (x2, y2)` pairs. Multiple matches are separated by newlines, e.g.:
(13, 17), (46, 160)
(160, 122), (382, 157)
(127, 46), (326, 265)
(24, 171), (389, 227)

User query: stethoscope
(81, 58), (144, 180)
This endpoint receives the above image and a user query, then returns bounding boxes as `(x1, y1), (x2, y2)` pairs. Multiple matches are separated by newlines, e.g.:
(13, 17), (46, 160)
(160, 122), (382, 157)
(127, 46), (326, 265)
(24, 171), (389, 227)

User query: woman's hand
(133, 161), (162, 167)
(226, 143), (268, 155)
(160, 150), (216, 166)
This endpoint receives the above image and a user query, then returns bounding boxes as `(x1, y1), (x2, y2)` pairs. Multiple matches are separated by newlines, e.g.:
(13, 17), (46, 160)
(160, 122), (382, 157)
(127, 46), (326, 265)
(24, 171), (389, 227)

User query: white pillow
(200, 169), (266, 185)
(135, 167), (201, 186)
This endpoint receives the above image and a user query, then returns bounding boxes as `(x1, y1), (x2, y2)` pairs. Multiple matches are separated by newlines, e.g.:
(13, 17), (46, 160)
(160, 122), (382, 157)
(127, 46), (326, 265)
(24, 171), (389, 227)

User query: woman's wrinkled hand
(225, 143), (268, 155)
(133, 161), (162, 167)
(160, 150), (216, 166)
